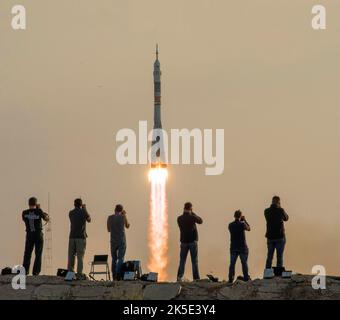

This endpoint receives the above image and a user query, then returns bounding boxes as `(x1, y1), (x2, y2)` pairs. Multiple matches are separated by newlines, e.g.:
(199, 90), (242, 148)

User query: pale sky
(1, 0), (340, 280)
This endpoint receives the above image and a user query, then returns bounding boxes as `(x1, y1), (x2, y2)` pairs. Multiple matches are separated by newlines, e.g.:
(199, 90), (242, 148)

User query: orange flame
(148, 168), (168, 281)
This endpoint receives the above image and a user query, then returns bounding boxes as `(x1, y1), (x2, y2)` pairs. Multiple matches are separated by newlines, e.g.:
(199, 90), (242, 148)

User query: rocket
(151, 44), (167, 168)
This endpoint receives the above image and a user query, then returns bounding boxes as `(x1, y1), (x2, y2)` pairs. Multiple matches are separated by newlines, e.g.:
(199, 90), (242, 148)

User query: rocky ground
(0, 274), (340, 300)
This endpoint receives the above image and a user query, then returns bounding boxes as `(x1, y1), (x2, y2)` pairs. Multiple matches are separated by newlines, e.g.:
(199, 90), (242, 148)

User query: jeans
(177, 241), (200, 280)
(265, 238), (286, 269)
(111, 241), (126, 278)
(228, 250), (249, 281)
(68, 238), (87, 274)
(23, 232), (44, 275)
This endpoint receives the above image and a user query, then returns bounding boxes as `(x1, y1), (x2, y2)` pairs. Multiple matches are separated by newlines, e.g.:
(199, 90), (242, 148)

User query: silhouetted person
(264, 196), (289, 269)
(228, 210), (251, 283)
(107, 204), (130, 280)
(177, 202), (203, 281)
(68, 198), (91, 278)
(22, 197), (49, 275)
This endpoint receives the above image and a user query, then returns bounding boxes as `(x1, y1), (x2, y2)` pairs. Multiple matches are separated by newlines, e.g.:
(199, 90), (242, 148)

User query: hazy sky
(1, 0), (340, 280)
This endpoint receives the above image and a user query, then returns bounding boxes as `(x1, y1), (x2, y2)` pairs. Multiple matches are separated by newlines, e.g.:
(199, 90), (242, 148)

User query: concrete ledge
(0, 275), (339, 300)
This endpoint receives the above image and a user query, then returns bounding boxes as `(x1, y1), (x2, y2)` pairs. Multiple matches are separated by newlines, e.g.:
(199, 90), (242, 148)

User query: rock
(1, 274), (340, 300)
(0, 284), (35, 300)
(143, 283), (181, 300)
(108, 282), (144, 300)
(328, 282), (340, 294)
(291, 274), (306, 283)
(0, 275), (14, 284)
(34, 284), (72, 300)
(70, 285), (111, 300)
(178, 281), (225, 300)
(257, 281), (288, 294)
(218, 281), (255, 300)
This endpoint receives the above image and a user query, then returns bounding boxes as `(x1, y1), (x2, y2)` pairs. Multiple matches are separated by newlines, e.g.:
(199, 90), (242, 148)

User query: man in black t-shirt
(264, 196), (289, 269)
(177, 202), (203, 281)
(228, 210), (251, 283)
(22, 197), (49, 275)
(68, 198), (91, 277)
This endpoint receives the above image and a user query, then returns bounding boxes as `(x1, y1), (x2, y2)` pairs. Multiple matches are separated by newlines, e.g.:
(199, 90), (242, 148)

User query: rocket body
(151, 45), (167, 168)
(153, 47), (162, 129)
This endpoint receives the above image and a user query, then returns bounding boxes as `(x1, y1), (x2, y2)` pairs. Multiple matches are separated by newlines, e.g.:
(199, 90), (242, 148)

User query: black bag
(140, 274), (149, 281)
(120, 261), (142, 278)
(57, 268), (68, 277)
(1, 267), (12, 275)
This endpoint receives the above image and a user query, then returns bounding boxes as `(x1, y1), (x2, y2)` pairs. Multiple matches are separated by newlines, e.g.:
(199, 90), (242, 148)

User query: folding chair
(89, 255), (111, 281)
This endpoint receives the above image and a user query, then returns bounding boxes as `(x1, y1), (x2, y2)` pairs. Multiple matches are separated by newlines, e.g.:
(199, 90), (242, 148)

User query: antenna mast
(43, 192), (53, 275)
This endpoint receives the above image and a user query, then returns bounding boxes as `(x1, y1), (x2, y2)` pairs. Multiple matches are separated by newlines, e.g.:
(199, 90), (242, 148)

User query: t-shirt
(264, 205), (289, 240)
(107, 214), (126, 244)
(177, 212), (203, 243)
(228, 220), (248, 252)
(22, 209), (45, 233)
(69, 207), (90, 239)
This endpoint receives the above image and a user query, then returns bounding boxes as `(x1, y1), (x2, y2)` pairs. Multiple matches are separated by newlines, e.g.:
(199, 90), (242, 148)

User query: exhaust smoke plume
(148, 168), (168, 281)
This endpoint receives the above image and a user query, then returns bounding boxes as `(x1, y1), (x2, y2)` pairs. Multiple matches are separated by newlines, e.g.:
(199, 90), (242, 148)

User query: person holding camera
(228, 210), (251, 283)
(176, 202), (203, 282)
(264, 196), (289, 269)
(107, 204), (130, 280)
(68, 198), (91, 278)
(22, 197), (50, 275)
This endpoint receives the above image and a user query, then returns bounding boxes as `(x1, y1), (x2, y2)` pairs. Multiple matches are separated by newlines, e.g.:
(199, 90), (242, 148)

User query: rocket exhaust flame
(148, 45), (168, 281)
(148, 168), (168, 281)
